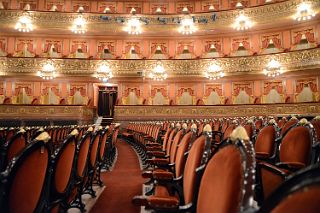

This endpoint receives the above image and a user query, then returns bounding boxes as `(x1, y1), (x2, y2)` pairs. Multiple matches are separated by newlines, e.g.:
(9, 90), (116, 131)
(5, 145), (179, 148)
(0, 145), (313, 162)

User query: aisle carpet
(90, 139), (144, 213)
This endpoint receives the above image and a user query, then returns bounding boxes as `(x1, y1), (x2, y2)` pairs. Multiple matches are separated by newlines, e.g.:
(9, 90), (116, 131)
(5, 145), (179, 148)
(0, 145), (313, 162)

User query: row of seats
(0, 124), (120, 213)
(122, 115), (320, 212)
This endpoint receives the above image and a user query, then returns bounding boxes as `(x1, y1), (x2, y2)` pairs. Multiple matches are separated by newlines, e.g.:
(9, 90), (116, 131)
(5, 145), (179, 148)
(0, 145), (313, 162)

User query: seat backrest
(76, 131), (92, 178)
(6, 131), (27, 163)
(165, 129), (177, 155)
(279, 126), (312, 167)
(1, 133), (50, 213)
(52, 134), (77, 195)
(280, 119), (298, 136)
(255, 125), (276, 158)
(89, 131), (101, 168)
(5, 129), (15, 143)
(98, 130), (108, 162)
(244, 124), (254, 140)
(162, 128), (172, 151)
(183, 135), (206, 205)
(311, 119), (320, 142)
(197, 140), (255, 213)
(258, 164), (320, 213)
(223, 124), (236, 141)
(169, 129), (184, 164)
(174, 131), (193, 178)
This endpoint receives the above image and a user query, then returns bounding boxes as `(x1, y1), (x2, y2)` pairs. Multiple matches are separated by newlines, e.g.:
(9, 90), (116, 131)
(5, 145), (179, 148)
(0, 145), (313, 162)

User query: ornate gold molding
(114, 102), (320, 120)
(0, 105), (94, 120)
(0, 48), (319, 77)
(0, 0), (319, 33)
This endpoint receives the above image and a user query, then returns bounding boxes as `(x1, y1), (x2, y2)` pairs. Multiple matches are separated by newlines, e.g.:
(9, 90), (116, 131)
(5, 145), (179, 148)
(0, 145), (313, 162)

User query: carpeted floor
(90, 139), (144, 213)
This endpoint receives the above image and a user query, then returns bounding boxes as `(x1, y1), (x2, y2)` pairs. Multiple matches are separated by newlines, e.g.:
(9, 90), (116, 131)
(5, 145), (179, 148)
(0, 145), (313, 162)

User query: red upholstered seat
(254, 125), (277, 161)
(258, 164), (320, 213)
(0, 132), (50, 213)
(196, 139), (255, 213)
(257, 124), (313, 202)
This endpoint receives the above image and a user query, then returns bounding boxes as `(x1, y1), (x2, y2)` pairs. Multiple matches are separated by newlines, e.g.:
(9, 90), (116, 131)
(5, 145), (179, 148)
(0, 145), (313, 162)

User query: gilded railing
(114, 102), (320, 121)
(0, 48), (319, 77)
(0, 0), (319, 33)
(0, 105), (94, 121)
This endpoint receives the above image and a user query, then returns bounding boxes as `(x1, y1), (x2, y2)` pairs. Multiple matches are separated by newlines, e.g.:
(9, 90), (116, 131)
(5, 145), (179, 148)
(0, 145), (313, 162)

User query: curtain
(232, 42), (240, 51)
(242, 41), (250, 50)
(98, 44), (105, 53)
(272, 37), (282, 49)
(305, 32), (315, 43)
(53, 43), (61, 53)
(294, 33), (303, 44)
(81, 44), (87, 53)
(44, 43), (51, 53)
(17, 42), (25, 52)
(262, 38), (269, 49)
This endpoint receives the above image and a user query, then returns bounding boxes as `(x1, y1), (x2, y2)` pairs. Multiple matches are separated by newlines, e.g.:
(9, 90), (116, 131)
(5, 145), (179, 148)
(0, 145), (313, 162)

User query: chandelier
(294, 2), (316, 21)
(205, 62), (224, 80)
(15, 14), (33, 32)
(96, 63), (113, 82)
(71, 15), (87, 34)
(149, 61), (168, 81)
(178, 15), (197, 35)
(124, 9), (142, 35)
(38, 60), (56, 80)
(263, 59), (283, 77)
(232, 13), (253, 30)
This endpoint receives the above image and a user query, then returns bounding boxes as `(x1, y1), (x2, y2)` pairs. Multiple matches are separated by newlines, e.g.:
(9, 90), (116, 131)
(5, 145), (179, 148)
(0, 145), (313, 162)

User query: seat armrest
(258, 162), (290, 177)
(276, 162), (305, 171)
(153, 171), (174, 181)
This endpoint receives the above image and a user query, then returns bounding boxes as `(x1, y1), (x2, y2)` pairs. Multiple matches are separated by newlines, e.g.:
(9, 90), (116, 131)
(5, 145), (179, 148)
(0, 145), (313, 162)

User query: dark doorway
(97, 86), (118, 124)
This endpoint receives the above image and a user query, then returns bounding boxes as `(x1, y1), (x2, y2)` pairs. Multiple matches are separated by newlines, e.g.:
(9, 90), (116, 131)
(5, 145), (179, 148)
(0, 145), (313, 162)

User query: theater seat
(196, 126), (255, 213)
(258, 164), (320, 213)
(132, 124), (212, 212)
(0, 132), (51, 213)
(47, 129), (78, 212)
(0, 128), (27, 172)
(257, 120), (314, 202)
(254, 124), (277, 162)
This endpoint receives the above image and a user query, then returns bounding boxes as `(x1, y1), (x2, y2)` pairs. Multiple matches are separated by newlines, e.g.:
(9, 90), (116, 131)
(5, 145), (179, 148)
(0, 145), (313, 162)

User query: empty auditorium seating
(196, 126), (255, 213)
(47, 129), (78, 212)
(258, 164), (320, 213)
(0, 132), (51, 213)
(256, 119), (316, 202)
(132, 124), (212, 211)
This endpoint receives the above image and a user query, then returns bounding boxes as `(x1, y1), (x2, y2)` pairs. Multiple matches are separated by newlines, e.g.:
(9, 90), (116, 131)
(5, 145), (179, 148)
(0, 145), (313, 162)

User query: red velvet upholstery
(7, 134), (26, 162)
(279, 126), (311, 168)
(183, 135), (205, 204)
(272, 187), (320, 213)
(197, 146), (242, 213)
(54, 138), (76, 193)
(77, 136), (91, 178)
(9, 145), (49, 213)
(255, 126), (276, 159)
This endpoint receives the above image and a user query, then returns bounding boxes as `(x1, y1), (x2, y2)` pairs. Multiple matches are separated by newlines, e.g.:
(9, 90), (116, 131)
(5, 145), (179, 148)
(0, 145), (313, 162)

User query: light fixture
(263, 59), (283, 77)
(235, 2), (244, 8)
(182, 6), (189, 13)
(38, 60), (56, 80)
(71, 15), (87, 34)
(178, 15), (197, 35)
(149, 61), (168, 81)
(156, 7), (162, 14)
(205, 62), (224, 80)
(15, 13), (33, 32)
(209, 5), (216, 11)
(232, 12), (253, 30)
(294, 2), (316, 21)
(104, 6), (111, 13)
(96, 63), (113, 82)
(124, 9), (142, 35)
